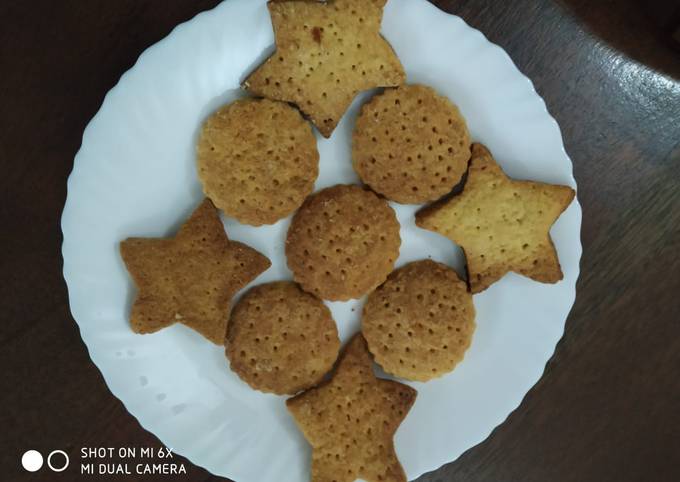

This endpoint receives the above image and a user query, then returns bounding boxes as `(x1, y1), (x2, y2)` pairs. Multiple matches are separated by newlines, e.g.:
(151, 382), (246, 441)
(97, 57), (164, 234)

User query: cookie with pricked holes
(243, 0), (405, 137)
(362, 260), (476, 382)
(416, 144), (575, 293)
(120, 199), (271, 344)
(353, 84), (471, 204)
(226, 281), (340, 395)
(286, 334), (416, 482)
(197, 98), (319, 226)
(286, 184), (400, 301)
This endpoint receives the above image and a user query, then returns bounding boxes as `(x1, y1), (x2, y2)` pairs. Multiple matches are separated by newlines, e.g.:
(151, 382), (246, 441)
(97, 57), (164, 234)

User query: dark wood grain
(1, 1), (678, 481)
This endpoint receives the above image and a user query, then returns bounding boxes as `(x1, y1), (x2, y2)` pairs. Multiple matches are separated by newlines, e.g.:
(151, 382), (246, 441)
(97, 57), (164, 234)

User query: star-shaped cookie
(416, 144), (575, 293)
(243, 0), (405, 137)
(286, 334), (416, 482)
(120, 199), (271, 344)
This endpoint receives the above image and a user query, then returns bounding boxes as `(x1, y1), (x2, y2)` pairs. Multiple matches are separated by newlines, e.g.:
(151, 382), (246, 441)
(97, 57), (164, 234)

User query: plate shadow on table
(556, 0), (680, 80)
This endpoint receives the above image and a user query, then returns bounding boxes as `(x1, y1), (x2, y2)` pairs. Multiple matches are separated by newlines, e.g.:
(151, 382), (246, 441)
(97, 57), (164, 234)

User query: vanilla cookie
(353, 84), (471, 204)
(287, 334), (416, 482)
(196, 98), (319, 226)
(362, 260), (475, 381)
(286, 185), (400, 301)
(120, 199), (271, 344)
(244, 0), (405, 137)
(226, 281), (340, 395)
(416, 144), (575, 293)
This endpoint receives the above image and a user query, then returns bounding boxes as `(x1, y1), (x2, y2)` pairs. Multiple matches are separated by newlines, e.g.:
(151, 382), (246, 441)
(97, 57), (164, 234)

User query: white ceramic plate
(62, 0), (582, 480)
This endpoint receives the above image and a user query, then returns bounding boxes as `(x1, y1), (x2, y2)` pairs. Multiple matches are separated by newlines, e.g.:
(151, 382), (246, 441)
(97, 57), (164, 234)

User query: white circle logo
(47, 450), (69, 472)
(21, 450), (43, 472)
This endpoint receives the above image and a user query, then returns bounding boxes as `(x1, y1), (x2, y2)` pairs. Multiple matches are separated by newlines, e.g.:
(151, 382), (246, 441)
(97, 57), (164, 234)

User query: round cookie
(196, 98), (319, 226)
(352, 84), (471, 204)
(226, 281), (340, 395)
(362, 260), (476, 382)
(286, 184), (401, 301)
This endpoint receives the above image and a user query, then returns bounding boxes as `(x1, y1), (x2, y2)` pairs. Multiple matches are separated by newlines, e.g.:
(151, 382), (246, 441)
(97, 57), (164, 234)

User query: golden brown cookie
(287, 334), (416, 482)
(353, 84), (471, 204)
(362, 260), (476, 382)
(196, 98), (319, 226)
(243, 0), (405, 138)
(120, 199), (271, 344)
(416, 144), (575, 293)
(226, 281), (340, 395)
(286, 185), (400, 301)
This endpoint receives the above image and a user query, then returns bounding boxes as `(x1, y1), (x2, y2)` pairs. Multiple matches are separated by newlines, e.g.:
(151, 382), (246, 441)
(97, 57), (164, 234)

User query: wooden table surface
(2, 0), (679, 481)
